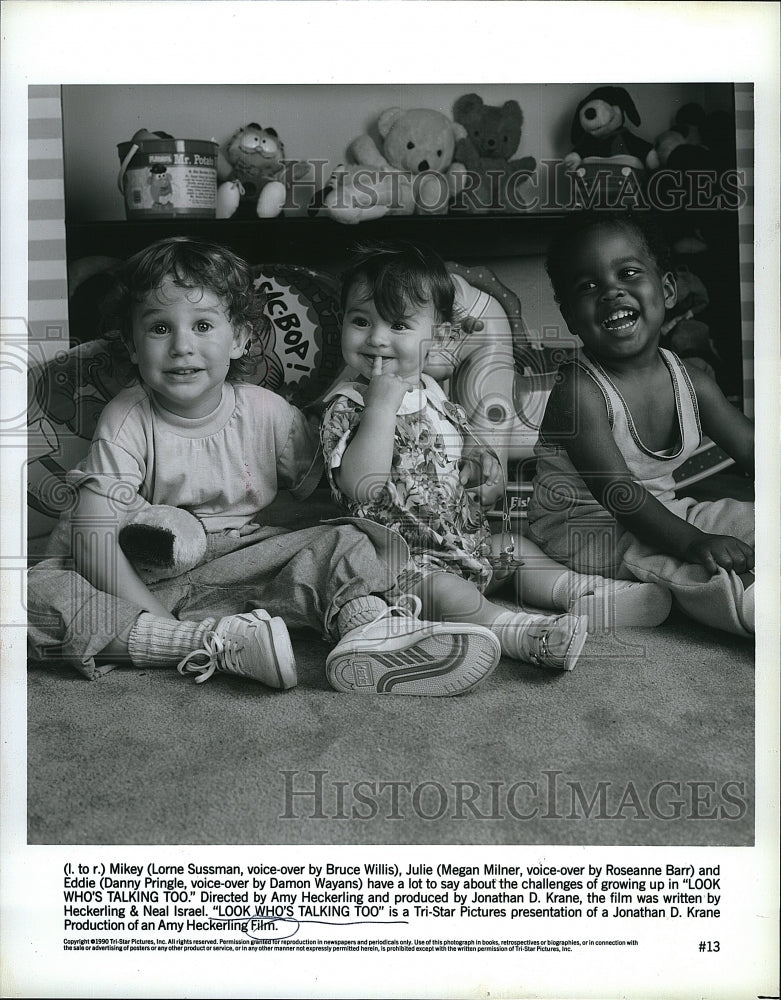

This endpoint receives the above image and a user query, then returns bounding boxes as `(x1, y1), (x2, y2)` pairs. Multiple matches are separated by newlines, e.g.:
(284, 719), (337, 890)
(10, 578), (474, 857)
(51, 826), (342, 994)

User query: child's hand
(683, 533), (755, 575)
(363, 356), (413, 412)
(460, 448), (504, 508)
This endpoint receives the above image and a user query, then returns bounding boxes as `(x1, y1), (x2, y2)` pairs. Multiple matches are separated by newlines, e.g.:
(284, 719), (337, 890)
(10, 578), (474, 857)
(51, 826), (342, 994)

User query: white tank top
(532, 348), (702, 514)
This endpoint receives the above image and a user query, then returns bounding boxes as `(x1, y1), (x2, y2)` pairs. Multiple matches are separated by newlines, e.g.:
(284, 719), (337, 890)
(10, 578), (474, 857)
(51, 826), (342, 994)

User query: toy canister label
(117, 139), (218, 218)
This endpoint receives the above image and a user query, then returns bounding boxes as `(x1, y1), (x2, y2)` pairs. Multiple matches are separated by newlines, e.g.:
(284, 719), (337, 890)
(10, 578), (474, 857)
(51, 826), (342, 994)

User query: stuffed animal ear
(265, 127), (278, 138)
(615, 87), (641, 126)
(377, 107), (405, 139)
(453, 93), (484, 120)
(502, 100), (524, 142)
(452, 121), (468, 142)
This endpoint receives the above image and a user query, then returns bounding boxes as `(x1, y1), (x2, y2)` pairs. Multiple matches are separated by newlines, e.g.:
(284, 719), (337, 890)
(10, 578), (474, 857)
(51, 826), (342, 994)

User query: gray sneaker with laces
(177, 610), (297, 689)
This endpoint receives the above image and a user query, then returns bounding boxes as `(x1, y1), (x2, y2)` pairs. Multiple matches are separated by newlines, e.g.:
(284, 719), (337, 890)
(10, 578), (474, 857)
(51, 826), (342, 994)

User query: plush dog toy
(564, 86), (653, 171)
(452, 93), (536, 212)
(118, 504), (207, 583)
(323, 107), (466, 224)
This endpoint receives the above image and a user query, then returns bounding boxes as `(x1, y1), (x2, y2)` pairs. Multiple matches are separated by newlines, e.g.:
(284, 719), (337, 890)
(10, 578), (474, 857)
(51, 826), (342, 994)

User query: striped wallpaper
(28, 84), (69, 354)
(734, 83), (754, 418)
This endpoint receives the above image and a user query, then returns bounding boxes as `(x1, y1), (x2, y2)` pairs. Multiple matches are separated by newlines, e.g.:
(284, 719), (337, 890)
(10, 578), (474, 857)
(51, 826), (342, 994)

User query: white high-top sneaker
(177, 609), (297, 689)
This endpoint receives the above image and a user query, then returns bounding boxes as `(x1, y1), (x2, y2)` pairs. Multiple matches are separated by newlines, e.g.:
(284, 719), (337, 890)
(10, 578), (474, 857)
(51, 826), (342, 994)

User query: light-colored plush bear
(324, 107), (467, 224)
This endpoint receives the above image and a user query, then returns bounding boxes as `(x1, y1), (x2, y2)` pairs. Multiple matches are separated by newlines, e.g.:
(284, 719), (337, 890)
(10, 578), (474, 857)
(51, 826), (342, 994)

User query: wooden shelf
(65, 213), (570, 265)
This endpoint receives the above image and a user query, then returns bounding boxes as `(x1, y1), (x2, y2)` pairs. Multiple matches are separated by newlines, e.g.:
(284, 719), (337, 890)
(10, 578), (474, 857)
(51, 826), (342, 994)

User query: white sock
(491, 608), (586, 671)
(336, 596), (388, 638)
(491, 609), (549, 659)
(127, 612), (215, 668)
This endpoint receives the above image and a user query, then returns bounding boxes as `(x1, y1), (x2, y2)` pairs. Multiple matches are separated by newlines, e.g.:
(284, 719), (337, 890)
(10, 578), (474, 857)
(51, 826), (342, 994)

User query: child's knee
(427, 571), (486, 620)
(333, 522), (409, 579)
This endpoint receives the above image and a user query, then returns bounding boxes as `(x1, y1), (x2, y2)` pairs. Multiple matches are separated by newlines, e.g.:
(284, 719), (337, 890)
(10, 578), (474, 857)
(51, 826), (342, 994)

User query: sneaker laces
(396, 594), (423, 619)
(177, 630), (241, 684)
(359, 595), (423, 633)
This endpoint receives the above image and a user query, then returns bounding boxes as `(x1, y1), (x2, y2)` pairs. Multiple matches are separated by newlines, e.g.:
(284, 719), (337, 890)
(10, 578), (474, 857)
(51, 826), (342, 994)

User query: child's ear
(662, 271), (677, 310)
(230, 324), (251, 359)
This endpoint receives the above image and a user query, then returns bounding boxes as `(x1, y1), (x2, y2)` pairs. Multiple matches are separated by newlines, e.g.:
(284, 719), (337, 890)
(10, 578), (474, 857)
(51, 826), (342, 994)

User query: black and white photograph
(2, 3), (778, 998)
(24, 78), (759, 847)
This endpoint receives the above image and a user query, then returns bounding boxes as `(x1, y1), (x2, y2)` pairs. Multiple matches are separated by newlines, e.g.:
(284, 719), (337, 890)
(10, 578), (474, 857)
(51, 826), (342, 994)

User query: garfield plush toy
(216, 123), (288, 218)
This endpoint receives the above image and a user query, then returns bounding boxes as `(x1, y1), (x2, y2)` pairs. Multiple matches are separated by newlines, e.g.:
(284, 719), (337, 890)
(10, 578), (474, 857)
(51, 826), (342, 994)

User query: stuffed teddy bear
(323, 107), (467, 224)
(118, 504), (207, 583)
(452, 93), (536, 212)
(216, 123), (290, 219)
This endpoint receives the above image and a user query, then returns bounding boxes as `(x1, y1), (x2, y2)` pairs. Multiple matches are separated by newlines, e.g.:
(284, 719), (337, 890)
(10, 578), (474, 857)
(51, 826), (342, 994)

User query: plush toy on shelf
(216, 124), (288, 218)
(647, 105), (719, 174)
(322, 107), (467, 224)
(562, 86), (653, 205)
(651, 102), (736, 174)
(647, 129), (700, 173)
(452, 93), (536, 213)
(565, 86), (654, 168)
(216, 123), (315, 219)
(646, 102), (737, 253)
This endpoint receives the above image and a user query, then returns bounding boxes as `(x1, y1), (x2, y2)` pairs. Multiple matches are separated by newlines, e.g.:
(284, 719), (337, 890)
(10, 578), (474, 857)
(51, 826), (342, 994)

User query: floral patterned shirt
(320, 375), (493, 591)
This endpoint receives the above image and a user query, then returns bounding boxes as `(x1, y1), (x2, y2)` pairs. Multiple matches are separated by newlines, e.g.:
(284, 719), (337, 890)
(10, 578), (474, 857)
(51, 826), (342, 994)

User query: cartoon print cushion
(248, 264), (343, 406)
(27, 262), (343, 540)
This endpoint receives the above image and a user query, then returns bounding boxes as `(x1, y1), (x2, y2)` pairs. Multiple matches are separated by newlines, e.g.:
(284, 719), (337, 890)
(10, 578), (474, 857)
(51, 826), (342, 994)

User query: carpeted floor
(27, 479), (756, 847)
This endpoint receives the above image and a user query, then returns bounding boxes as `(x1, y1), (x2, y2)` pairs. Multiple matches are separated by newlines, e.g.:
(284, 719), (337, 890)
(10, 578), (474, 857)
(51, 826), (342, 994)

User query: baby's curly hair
(99, 236), (266, 384)
(546, 209), (675, 305)
(340, 239), (456, 325)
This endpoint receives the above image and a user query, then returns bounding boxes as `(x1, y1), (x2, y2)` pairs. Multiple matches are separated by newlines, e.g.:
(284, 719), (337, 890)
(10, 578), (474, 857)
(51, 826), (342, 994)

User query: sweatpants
(28, 518), (409, 679)
(528, 496), (754, 637)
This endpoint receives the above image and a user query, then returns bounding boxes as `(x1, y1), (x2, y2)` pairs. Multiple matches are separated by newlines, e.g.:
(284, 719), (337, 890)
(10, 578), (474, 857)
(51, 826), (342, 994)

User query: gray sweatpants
(529, 496), (754, 636)
(28, 519), (409, 679)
